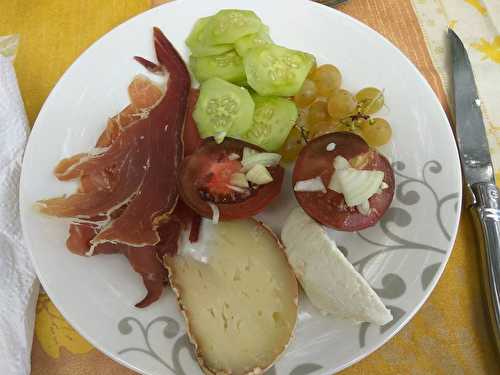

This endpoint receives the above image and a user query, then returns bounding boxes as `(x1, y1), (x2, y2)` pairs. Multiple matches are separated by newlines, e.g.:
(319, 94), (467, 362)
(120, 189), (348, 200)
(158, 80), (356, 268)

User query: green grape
(327, 89), (357, 119)
(360, 117), (392, 147)
(309, 120), (338, 138)
(280, 127), (306, 161)
(355, 87), (384, 115)
(294, 79), (318, 108)
(307, 100), (329, 126)
(310, 64), (342, 97)
(307, 59), (318, 78)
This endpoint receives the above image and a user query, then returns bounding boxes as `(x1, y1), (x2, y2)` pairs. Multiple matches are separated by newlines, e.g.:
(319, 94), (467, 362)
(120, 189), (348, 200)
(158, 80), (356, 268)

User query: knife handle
(469, 182), (500, 351)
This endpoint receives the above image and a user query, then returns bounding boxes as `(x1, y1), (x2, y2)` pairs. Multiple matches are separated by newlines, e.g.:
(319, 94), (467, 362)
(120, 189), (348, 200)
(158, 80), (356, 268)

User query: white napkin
(0, 40), (40, 375)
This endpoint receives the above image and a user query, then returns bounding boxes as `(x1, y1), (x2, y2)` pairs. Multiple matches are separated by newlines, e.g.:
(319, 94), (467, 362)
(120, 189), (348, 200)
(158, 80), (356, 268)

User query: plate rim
(20, 0), (463, 374)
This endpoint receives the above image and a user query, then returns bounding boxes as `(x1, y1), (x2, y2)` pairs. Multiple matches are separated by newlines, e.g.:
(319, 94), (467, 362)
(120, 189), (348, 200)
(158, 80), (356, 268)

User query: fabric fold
(0, 46), (39, 375)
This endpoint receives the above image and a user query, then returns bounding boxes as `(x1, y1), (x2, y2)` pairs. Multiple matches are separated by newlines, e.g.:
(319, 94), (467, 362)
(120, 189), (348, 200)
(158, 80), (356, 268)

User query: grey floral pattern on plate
(117, 159), (459, 373)
(355, 160), (459, 348)
(118, 315), (322, 375)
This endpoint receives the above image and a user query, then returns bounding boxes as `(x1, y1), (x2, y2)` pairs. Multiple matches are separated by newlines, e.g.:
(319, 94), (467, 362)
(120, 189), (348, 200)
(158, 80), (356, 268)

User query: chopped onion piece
(356, 200), (371, 215)
(229, 172), (249, 188)
(294, 177), (326, 193)
(336, 168), (384, 207)
(241, 152), (281, 172)
(376, 181), (389, 194)
(214, 131), (226, 144)
(242, 147), (258, 162)
(227, 184), (246, 193)
(326, 142), (336, 152)
(228, 153), (240, 160)
(333, 155), (350, 170)
(328, 173), (342, 193)
(329, 156), (384, 207)
(246, 164), (273, 185)
(207, 202), (220, 224)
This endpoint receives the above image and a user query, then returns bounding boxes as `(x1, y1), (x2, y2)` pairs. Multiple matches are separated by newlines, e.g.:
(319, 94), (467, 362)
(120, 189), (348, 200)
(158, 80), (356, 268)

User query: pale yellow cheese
(164, 219), (298, 375)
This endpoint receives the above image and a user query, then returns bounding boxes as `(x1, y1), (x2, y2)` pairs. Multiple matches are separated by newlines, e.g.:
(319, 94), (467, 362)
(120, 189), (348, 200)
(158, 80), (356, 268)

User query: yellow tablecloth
(1, 0), (499, 373)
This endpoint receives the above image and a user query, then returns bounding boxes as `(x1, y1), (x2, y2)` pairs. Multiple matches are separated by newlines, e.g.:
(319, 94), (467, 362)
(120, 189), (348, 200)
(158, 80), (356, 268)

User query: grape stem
(295, 124), (310, 143)
(339, 113), (369, 131)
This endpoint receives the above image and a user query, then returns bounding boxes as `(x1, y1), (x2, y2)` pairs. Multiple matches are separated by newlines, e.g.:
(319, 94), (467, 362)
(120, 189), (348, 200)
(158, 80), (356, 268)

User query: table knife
(449, 28), (500, 352)
(314, 0), (349, 7)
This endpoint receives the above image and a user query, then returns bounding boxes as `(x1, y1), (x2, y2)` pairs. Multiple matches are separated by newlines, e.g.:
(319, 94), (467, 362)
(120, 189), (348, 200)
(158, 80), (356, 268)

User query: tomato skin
(292, 132), (394, 231)
(178, 137), (284, 220)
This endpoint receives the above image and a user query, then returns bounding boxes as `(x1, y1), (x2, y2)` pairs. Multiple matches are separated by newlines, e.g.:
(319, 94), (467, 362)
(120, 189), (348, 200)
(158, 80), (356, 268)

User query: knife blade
(449, 28), (500, 352)
(449, 29), (494, 187)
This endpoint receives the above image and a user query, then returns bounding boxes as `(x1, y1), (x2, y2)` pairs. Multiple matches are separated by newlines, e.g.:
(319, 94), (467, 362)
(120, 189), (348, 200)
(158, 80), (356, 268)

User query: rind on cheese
(281, 207), (392, 325)
(164, 219), (298, 375)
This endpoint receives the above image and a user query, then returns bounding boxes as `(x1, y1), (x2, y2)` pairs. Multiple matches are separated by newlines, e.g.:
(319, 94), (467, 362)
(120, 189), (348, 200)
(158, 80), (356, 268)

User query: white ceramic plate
(20, 0), (462, 374)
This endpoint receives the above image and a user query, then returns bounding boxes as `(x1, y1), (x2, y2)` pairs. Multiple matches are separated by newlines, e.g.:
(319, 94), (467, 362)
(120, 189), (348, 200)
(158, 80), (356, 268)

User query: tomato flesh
(196, 157), (251, 203)
(178, 137), (284, 220)
(293, 132), (394, 231)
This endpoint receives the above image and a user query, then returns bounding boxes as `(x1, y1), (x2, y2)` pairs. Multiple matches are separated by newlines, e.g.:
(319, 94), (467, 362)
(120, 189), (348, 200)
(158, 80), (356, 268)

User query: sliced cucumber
(193, 78), (254, 142)
(242, 95), (298, 152)
(186, 17), (233, 57)
(203, 9), (263, 45)
(244, 44), (316, 96)
(189, 50), (246, 84)
(235, 25), (273, 56)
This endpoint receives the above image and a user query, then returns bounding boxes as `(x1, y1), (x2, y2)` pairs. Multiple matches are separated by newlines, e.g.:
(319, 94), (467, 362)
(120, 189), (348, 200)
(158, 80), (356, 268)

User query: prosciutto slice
(39, 28), (200, 307)
(66, 199), (198, 307)
(39, 27), (191, 247)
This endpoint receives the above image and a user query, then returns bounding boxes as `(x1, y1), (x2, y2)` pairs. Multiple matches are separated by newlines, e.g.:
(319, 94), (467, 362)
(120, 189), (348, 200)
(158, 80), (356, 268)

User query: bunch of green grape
(280, 63), (392, 161)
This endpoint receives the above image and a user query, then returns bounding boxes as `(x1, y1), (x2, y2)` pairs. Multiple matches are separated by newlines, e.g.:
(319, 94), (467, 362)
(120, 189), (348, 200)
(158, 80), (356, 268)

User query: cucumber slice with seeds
(242, 95), (298, 152)
(244, 45), (316, 96)
(203, 9), (263, 45)
(193, 78), (255, 142)
(235, 25), (273, 56)
(189, 50), (246, 84)
(186, 17), (233, 57)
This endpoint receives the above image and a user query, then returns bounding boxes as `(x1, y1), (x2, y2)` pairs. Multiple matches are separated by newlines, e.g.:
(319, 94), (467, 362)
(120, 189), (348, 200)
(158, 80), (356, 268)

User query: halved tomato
(292, 132), (394, 231)
(178, 137), (284, 220)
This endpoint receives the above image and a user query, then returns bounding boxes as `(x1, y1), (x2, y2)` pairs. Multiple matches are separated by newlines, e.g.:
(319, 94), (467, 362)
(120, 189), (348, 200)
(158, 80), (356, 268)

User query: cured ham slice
(97, 76), (163, 148)
(39, 28), (201, 307)
(39, 27), (191, 247)
(65, 200), (197, 307)
(183, 88), (202, 156)
(65, 221), (169, 308)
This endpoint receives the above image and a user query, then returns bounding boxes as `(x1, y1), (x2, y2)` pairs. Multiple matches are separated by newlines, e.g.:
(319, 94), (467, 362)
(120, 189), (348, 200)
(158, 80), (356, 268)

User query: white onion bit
(207, 202), (220, 224)
(294, 177), (326, 193)
(333, 155), (350, 170)
(227, 184), (246, 193)
(356, 200), (371, 215)
(326, 142), (336, 152)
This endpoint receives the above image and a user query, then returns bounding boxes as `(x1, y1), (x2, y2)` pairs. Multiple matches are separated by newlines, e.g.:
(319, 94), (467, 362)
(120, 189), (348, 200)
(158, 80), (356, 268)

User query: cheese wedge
(164, 219), (298, 375)
(281, 207), (392, 325)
